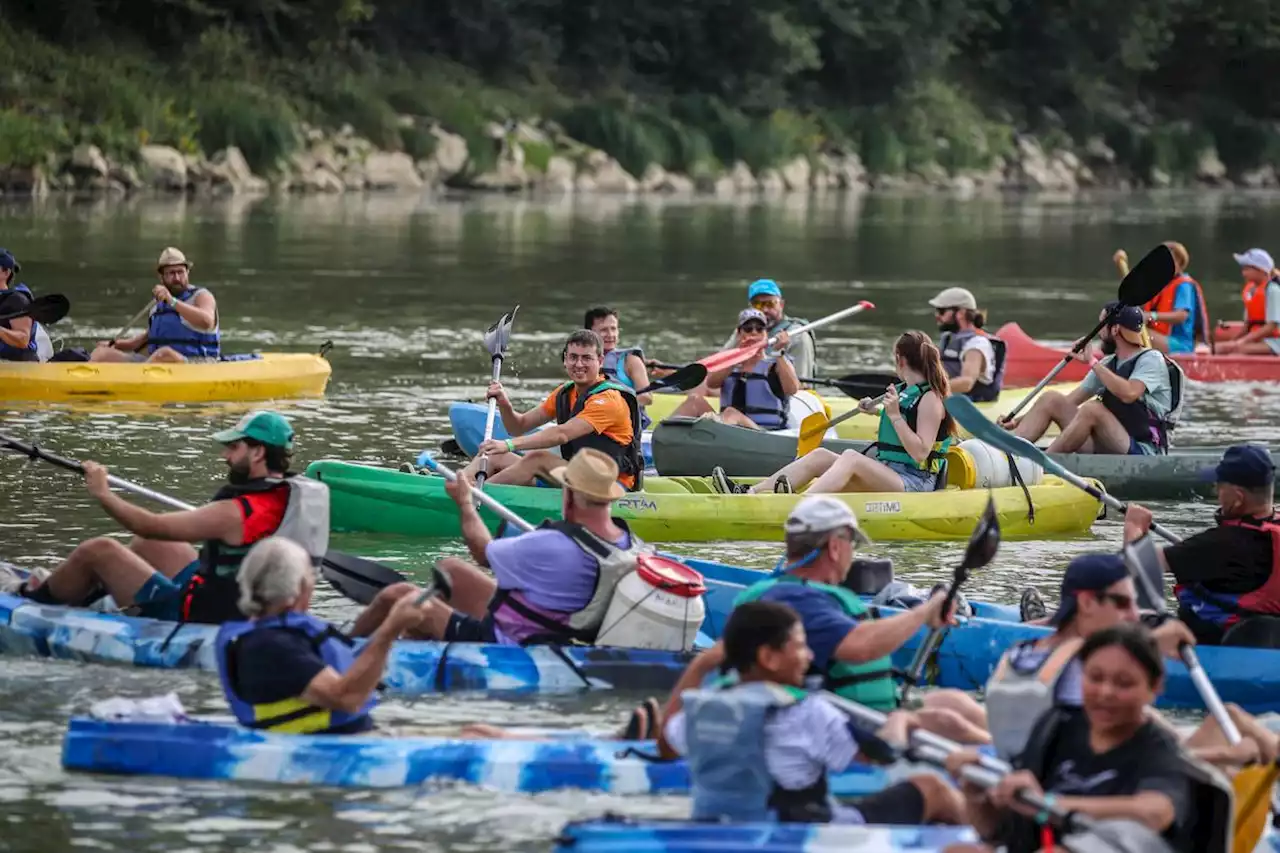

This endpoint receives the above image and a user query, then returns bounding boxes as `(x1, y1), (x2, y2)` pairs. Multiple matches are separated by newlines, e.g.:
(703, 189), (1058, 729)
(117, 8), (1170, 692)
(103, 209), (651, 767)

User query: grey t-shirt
(1080, 349), (1172, 453)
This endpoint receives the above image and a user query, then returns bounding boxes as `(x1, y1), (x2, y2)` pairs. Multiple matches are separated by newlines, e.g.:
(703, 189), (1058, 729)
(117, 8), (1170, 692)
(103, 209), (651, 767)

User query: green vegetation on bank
(2, 0), (1278, 181)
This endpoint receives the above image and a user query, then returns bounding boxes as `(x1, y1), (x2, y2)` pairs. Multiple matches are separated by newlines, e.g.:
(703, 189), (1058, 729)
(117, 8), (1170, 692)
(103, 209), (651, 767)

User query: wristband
(1033, 792), (1058, 825)
(505, 438), (515, 452)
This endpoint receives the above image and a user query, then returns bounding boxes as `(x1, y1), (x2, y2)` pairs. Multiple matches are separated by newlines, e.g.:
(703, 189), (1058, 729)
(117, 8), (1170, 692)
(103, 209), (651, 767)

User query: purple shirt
(484, 526), (632, 644)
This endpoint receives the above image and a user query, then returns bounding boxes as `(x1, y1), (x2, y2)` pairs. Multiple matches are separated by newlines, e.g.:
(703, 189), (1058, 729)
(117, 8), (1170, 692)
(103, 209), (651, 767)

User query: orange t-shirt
(540, 382), (636, 488)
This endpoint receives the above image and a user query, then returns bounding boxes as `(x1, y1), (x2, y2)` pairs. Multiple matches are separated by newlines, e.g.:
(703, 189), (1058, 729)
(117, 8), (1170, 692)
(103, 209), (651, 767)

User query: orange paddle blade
(699, 342), (766, 374)
(1232, 763), (1280, 853)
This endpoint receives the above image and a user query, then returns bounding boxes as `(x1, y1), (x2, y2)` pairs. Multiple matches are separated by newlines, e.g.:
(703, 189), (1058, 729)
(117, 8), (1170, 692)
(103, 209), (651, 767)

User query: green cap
(211, 410), (295, 450)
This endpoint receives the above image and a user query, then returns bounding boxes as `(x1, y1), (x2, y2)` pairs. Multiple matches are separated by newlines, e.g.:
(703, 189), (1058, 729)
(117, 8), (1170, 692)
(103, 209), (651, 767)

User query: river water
(2, 190), (1279, 852)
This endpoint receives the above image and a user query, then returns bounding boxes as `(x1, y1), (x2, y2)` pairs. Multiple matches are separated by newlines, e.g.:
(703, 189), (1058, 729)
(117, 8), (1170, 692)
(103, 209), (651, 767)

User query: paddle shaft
(703, 302), (875, 374)
(418, 456), (536, 533)
(1050, 462), (1181, 544)
(475, 353), (505, 488)
(1181, 644), (1243, 745)
(798, 393), (888, 441)
(652, 363), (880, 392)
(1000, 309), (1117, 424)
(0, 432), (193, 510)
(902, 581), (962, 688)
(108, 301), (156, 348)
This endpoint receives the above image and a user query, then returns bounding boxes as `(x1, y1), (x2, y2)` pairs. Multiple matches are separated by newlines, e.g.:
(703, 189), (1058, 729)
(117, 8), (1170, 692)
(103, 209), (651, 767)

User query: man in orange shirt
(466, 329), (644, 490)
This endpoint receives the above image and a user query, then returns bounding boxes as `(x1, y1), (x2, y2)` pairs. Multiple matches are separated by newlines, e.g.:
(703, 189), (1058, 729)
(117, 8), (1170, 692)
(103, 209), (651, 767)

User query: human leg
(146, 346), (188, 363)
(670, 394), (715, 419)
(1046, 400), (1131, 454)
(746, 448), (838, 494)
(37, 537), (174, 608)
(719, 407), (762, 430)
(1011, 391), (1076, 443)
(808, 450), (905, 493)
(483, 449), (562, 486)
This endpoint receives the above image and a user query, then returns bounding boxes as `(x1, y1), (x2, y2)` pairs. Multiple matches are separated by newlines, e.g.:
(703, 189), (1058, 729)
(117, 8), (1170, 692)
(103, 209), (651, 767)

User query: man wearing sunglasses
(720, 279), (815, 381)
(927, 286), (1006, 402)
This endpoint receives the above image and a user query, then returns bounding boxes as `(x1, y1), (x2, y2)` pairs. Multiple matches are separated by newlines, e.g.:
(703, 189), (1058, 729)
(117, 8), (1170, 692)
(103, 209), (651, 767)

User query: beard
(1099, 335), (1117, 356)
(227, 457), (254, 485)
(937, 320), (960, 334)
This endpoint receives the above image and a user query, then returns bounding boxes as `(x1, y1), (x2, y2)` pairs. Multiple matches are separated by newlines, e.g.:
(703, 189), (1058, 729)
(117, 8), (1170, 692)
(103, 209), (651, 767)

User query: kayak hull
(998, 321), (1280, 385)
(651, 416), (1277, 500)
(0, 353), (332, 403)
(61, 718), (889, 795)
(304, 460), (1102, 542)
(556, 818), (979, 852)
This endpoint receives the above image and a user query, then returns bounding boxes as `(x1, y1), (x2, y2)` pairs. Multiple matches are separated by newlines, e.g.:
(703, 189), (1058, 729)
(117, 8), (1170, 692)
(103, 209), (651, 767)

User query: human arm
(834, 591), (950, 664)
(656, 643), (724, 759)
(0, 315), (31, 349)
(625, 354), (653, 405)
(105, 331), (150, 351)
(771, 356), (801, 396)
(882, 388), (945, 466)
(499, 414), (595, 452)
(485, 383), (555, 436)
(82, 462), (245, 542)
(1089, 358), (1148, 404)
(302, 593), (423, 713)
(444, 477), (493, 565)
(163, 287), (217, 331)
(943, 749), (1005, 840)
(948, 348), (986, 395)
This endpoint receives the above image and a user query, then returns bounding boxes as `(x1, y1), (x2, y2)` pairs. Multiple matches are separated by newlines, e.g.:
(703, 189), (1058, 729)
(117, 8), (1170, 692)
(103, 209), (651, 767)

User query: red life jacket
(1230, 516), (1280, 617)
(1145, 274), (1210, 342)
(1242, 281), (1280, 337)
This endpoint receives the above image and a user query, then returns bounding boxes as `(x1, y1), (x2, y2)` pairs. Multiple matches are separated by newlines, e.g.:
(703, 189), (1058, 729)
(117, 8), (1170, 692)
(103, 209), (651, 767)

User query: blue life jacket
(683, 681), (832, 823)
(147, 287), (220, 358)
(215, 611), (376, 734)
(720, 358), (790, 429)
(0, 283), (39, 362)
(601, 347), (651, 429)
(938, 328), (1006, 403)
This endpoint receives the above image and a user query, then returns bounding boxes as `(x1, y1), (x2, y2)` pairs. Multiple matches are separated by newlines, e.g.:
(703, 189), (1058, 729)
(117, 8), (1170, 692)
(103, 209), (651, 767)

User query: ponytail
(894, 331), (957, 437)
(961, 308), (987, 330)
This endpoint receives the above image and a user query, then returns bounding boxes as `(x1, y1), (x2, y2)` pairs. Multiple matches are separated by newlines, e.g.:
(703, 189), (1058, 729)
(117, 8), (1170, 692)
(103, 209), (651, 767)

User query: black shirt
(1164, 519), (1274, 643)
(0, 288), (35, 361)
(228, 627), (373, 734)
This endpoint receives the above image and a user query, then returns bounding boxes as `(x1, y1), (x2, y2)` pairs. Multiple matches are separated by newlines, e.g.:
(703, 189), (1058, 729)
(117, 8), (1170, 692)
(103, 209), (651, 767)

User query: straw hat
(549, 448), (625, 502)
(157, 247), (191, 271)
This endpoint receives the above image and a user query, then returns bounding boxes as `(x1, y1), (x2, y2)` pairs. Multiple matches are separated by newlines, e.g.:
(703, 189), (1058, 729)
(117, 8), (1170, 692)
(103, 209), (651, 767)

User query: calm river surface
(2, 190), (1279, 852)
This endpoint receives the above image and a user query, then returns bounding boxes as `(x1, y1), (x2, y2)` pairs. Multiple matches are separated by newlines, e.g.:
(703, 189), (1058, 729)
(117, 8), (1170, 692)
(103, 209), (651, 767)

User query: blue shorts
(134, 559), (200, 621)
(883, 460), (938, 493)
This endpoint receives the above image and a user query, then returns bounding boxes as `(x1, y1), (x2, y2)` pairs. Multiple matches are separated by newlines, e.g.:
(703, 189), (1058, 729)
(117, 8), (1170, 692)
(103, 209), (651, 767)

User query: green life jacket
(875, 382), (953, 474)
(733, 576), (898, 711)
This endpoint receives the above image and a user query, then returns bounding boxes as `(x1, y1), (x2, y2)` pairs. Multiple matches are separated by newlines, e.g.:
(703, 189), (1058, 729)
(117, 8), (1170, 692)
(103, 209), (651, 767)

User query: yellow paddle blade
(796, 412), (830, 457)
(1232, 763), (1280, 853)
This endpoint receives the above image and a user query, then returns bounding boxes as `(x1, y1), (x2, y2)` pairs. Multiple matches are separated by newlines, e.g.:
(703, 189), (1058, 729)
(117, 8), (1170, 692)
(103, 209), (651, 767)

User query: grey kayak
(650, 416), (1277, 500)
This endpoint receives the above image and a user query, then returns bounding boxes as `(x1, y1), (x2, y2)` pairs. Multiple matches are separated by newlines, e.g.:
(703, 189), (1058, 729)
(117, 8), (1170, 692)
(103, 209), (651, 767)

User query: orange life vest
(1145, 274), (1210, 342)
(1242, 280), (1280, 337)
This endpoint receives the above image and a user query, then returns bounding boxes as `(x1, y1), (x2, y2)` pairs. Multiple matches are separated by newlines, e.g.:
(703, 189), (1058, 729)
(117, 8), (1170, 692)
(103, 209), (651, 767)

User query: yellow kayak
(645, 383), (1075, 441)
(0, 353), (332, 403)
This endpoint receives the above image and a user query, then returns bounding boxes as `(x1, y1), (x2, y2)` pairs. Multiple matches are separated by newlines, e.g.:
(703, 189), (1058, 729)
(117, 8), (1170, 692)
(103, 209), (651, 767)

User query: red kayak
(998, 322), (1280, 385)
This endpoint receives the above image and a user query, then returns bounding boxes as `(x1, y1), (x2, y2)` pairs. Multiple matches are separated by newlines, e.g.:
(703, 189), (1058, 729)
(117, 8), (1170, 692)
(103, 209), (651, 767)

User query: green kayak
(650, 417), (1277, 500)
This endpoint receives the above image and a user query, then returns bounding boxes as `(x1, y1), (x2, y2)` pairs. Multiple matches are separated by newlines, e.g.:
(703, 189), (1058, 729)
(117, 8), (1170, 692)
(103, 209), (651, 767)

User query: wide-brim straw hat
(549, 448), (626, 502)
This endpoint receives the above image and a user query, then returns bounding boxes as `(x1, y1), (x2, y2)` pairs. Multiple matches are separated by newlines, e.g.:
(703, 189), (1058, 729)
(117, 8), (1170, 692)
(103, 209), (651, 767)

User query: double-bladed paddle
(476, 307), (519, 490)
(899, 496), (1001, 698)
(794, 378), (900, 456)
(698, 301), (876, 375)
(0, 431), (404, 607)
(648, 365), (898, 401)
(999, 244), (1176, 425)
(0, 293), (71, 326)
(636, 362), (708, 396)
(106, 301), (157, 348)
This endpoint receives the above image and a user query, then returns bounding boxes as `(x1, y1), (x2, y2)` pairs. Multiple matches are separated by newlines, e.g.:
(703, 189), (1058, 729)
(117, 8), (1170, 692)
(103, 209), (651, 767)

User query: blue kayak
(62, 717), (888, 795)
(556, 817), (980, 851)
(447, 401), (655, 467)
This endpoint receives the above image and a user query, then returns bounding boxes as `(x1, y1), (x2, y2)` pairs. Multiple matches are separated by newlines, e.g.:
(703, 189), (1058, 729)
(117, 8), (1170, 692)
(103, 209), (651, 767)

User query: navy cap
(1049, 553), (1129, 626)
(0, 249), (20, 272)
(1199, 444), (1275, 489)
(1102, 300), (1144, 332)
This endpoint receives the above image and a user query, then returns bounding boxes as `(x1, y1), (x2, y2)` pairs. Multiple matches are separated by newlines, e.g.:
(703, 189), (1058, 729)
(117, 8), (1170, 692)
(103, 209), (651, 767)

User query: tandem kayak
(0, 352), (332, 403)
(650, 416), (1279, 500)
(556, 817), (979, 852)
(998, 321), (1280, 385)
(62, 717), (889, 795)
(304, 460), (1102, 542)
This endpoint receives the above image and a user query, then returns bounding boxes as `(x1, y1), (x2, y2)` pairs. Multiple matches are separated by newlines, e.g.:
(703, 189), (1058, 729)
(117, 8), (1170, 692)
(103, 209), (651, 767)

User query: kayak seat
(1221, 616), (1280, 650)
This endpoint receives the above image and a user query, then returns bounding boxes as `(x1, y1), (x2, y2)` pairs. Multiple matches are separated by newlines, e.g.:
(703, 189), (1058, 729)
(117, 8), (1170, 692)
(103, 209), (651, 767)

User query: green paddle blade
(944, 395), (1064, 480)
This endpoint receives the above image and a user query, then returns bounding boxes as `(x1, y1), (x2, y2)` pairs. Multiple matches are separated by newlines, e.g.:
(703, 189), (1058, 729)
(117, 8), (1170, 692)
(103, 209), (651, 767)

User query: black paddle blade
(484, 306), (519, 357)
(319, 550), (408, 605)
(831, 372), (901, 400)
(430, 563), (455, 602)
(960, 496), (1001, 573)
(639, 362), (707, 395)
(1118, 244), (1176, 307)
(0, 293), (70, 325)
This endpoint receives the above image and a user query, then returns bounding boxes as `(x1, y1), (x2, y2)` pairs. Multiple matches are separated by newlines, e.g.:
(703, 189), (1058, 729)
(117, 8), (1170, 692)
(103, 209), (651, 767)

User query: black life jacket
(1098, 350), (1181, 453)
(553, 379), (644, 490)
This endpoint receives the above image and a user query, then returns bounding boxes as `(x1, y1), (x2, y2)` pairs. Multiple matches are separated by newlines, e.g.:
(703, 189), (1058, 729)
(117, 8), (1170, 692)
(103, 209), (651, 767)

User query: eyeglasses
(934, 307), (956, 316)
(739, 323), (767, 333)
(564, 353), (599, 364)
(1094, 591), (1135, 609)
(751, 298), (780, 309)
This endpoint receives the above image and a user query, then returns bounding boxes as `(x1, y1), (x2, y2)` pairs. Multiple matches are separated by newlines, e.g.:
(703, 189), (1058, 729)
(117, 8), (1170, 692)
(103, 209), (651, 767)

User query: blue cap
(0, 249), (21, 272)
(1199, 444), (1275, 488)
(1049, 553), (1129, 626)
(1102, 300), (1144, 331)
(747, 279), (783, 301)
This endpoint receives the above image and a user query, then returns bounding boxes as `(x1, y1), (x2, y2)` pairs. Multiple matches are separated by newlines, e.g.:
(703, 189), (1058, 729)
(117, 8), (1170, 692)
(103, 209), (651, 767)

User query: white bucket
(783, 390), (835, 438)
(958, 438), (1044, 488)
(596, 555), (707, 651)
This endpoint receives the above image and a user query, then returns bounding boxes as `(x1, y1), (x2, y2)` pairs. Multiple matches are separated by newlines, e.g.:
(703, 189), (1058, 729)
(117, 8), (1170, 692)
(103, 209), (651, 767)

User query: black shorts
(849, 780), (926, 825)
(444, 611), (498, 643)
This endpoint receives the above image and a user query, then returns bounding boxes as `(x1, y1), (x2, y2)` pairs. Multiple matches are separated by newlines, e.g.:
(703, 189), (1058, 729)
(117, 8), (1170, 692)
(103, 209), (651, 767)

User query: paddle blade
(0, 293), (70, 325)
(484, 306), (519, 357)
(960, 496), (1001, 572)
(319, 550), (408, 605)
(944, 395), (1061, 479)
(1232, 764), (1280, 853)
(699, 343), (763, 374)
(831, 372), (900, 400)
(638, 362), (707, 395)
(796, 412), (829, 456)
(1118, 244), (1176, 307)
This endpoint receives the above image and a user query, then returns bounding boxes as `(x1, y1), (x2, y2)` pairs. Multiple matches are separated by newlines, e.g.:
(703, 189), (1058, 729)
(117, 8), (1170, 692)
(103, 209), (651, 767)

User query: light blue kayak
(556, 817), (980, 851)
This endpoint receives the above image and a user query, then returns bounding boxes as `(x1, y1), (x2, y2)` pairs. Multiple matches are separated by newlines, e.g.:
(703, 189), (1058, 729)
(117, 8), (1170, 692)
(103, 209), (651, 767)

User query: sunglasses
(934, 307), (956, 316)
(1094, 591), (1135, 609)
(739, 323), (767, 333)
(751, 298), (780, 309)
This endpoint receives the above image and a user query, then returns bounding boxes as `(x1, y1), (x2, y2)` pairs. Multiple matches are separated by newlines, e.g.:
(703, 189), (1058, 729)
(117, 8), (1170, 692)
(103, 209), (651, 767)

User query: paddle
(106, 301), (156, 348)
(698, 301), (876, 375)
(636, 362), (708, 396)
(413, 562), (455, 605)
(943, 395), (1181, 543)
(418, 455), (536, 534)
(0, 431), (408, 607)
(0, 293), (71, 326)
(998, 244), (1175, 425)
(795, 389), (891, 456)
(476, 307), (518, 490)
(900, 496), (1001, 698)
(649, 364), (898, 400)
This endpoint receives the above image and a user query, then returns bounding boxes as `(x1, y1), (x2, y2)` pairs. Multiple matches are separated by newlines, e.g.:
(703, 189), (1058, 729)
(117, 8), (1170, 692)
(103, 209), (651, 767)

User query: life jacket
(553, 379), (644, 490)
(601, 347), (652, 429)
(1175, 515), (1280, 628)
(1146, 274), (1211, 344)
(734, 576), (897, 711)
(985, 638), (1083, 760)
(1097, 350), (1184, 453)
(215, 611), (376, 733)
(0, 283), (40, 362)
(1242, 280), (1280, 336)
(1013, 708), (1232, 853)
(181, 475), (330, 625)
(874, 383), (954, 474)
(720, 358), (790, 430)
(938, 328), (1006, 403)
(487, 519), (653, 645)
(683, 681), (833, 823)
(146, 287), (220, 358)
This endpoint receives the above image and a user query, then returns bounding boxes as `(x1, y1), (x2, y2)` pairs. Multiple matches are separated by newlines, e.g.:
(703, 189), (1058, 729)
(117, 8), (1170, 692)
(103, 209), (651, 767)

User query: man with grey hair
(213, 536), (424, 735)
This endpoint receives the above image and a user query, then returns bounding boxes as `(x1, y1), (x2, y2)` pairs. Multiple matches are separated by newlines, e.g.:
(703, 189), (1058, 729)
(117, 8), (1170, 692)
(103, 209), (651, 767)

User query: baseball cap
(0, 249), (20, 272)
(1102, 301), (1146, 345)
(1234, 248), (1275, 274)
(927, 287), (977, 310)
(747, 279), (783, 301)
(1198, 444), (1275, 488)
(737, 307), (768, 328)
(784, 495), (871, 546)
(211, 410), (295, 450)
(1049, 553), (1129, 626)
